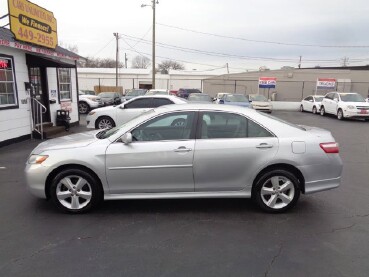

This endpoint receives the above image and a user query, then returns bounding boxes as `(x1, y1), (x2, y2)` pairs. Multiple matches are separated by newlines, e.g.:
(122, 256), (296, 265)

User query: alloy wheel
(260, 176), (295, 210)
(98, 118), (113, 129)
(56, 175), (92, 210)
(337, 109), (343, 120)
(312, 106), (317, 114)
(78, 103), (89, 114)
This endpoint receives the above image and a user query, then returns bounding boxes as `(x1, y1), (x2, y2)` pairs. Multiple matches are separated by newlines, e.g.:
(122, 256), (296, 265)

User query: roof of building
(0, 27), (83, 60)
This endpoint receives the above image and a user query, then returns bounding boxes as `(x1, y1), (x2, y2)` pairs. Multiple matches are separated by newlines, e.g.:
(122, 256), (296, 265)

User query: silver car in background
(25, 105), (342, 214)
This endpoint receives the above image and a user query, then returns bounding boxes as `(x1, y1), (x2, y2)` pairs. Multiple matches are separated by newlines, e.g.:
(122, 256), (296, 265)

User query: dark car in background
(177, 88), (202, 99)
(122, 89), (147, 102)
(98, 92), (121, 106)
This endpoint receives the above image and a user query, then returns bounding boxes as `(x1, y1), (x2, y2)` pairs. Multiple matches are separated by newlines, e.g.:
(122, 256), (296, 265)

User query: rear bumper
(304, 177), (341, 194)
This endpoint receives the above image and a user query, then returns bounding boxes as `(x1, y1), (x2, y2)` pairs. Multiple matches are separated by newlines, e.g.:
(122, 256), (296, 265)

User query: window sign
(0, 56), (17, 107)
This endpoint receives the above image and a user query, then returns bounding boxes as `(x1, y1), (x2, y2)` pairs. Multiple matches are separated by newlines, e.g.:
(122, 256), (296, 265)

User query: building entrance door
(28, 67), (50, 122)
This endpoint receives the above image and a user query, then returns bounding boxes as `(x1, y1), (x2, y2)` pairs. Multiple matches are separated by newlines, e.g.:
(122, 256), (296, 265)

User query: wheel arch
(251, 163), (305, 195)
(95, 115), (116, 129)
(45, 164), (104, 199)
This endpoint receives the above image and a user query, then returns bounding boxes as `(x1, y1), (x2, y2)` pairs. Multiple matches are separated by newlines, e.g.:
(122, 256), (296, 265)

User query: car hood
(251, 101), (271, 106)
(343, 102), (369, 107)
(31, 131), (99, 154)
(93, 105), (119, 113)
(226, 102), (250, 107)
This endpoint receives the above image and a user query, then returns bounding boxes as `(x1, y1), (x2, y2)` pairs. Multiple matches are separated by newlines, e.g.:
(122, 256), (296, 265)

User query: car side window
(304, 96), (312, 101)
(199, 112), (273, 139)
(125, 98), (152, 109)
(131, 112), (195, 142)
(325, 93), (334, 100)
(152, 98), (174, 108)
(333, 93), (339, 101)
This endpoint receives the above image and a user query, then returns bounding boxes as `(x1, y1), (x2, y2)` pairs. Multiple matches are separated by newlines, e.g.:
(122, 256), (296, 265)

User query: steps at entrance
(33, 122), (68, 139)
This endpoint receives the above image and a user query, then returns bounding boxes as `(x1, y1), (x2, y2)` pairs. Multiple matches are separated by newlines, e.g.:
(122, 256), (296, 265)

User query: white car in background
(320, 92), (369, 120)
(146, 89), (170, 95)
(213, 92), (230, 104)
(300, 95), (325, 114)
(86, 95), (187, 129)
(78, 91), (103, 114)
(247, 94), (272, 113)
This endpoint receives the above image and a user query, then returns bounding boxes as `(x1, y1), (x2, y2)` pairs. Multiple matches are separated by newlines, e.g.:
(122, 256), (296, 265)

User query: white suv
(320, 92), (369, 120)
(78, 92), (103, 114)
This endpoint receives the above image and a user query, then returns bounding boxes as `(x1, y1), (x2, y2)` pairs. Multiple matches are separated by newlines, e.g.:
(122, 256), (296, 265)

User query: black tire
(252, 169), (300, 213)
(337, 109), (344, 120)
(312, 106), (317, 114)
(171, 118), (186, 127)
(96, 116), (116, 129)
(50, 168), (103, 213)
(300, 105), (304, 112)
(78, 102), (90, 114)
(320, 106), (325, 116)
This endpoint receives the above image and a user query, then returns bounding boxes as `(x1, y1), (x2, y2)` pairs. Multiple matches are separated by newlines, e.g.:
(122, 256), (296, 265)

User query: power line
(120, 33), (346, 64)
(157, 22), (369, 49)
(92, 38), (114, 57)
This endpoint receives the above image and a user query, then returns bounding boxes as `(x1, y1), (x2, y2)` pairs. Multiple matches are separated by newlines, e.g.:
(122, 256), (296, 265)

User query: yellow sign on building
(8, 0), (58, 49)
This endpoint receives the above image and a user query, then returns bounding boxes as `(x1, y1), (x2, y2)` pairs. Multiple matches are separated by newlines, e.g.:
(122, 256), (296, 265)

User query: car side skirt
(104, 190), (252, 200)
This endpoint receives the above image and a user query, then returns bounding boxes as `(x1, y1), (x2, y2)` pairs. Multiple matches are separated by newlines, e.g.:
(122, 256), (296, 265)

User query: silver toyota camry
(25, 104), (343, 213)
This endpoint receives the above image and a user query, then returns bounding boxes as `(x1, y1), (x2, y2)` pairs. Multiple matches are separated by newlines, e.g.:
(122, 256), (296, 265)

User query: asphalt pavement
(0, 111), (368, 277)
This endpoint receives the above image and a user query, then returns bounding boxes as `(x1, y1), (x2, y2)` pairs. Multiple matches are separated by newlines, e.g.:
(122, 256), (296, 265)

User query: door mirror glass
(121, 132), (132, 144)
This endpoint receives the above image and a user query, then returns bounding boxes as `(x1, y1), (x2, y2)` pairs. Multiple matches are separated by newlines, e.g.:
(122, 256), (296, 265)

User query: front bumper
(25, 163), (51, 199)
(344, 109), (369, 118)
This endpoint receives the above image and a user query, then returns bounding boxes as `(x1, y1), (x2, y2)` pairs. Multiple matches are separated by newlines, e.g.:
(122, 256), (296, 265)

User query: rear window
(258, 112), (306, 131)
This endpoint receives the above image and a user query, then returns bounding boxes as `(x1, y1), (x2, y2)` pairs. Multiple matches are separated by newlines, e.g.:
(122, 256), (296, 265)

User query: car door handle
(256, 143), (273, 149)
(174, 147), (192, 153)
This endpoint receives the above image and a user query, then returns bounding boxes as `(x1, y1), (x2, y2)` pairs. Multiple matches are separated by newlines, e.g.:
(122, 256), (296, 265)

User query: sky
(1, 0), (369, 72)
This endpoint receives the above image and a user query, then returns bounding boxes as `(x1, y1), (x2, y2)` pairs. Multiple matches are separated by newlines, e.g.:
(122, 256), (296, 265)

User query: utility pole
(152, 0), (156, 89)
(113, 32), (119, 87)
(141, 0), (158, 89)
(125, 53), (128, 68)
(226, 63), (229, 74)
(298, 56), (302, 69)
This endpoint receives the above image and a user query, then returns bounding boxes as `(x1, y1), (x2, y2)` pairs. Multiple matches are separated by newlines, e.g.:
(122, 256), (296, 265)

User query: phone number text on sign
(17, 27), (54, 47)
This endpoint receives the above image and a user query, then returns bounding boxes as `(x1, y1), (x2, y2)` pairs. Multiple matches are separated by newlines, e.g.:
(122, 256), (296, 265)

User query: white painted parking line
(0, 167), (6, 169)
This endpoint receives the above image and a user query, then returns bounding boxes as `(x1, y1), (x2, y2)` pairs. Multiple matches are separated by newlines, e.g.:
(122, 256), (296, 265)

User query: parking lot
(0, 111), (368, 277)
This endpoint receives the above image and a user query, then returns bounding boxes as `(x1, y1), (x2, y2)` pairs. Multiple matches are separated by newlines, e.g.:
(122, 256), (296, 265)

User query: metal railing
(29, 97), (47, 140)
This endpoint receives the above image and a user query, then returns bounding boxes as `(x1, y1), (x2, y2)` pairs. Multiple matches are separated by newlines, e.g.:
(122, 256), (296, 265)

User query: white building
(0, 28), (81, 147)
(78, 68), (232, 92)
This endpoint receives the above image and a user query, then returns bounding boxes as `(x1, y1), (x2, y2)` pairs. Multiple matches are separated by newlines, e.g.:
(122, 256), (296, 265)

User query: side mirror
(121, 132), (132, 144)
(219, 99), (224, 104)
(119, 103), (125, 109)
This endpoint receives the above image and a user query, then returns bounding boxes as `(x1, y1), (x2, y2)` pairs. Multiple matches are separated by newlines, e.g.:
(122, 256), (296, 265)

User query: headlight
(347, 105), (355, 109)
(88, 111), (96, 115)
(28, 155), (49, 164)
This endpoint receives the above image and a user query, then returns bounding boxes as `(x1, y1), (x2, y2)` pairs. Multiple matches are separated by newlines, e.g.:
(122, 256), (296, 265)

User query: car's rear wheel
(320, 106), (325, 116)
(312, 106), (317, 114)
(78, 102), (89, 114)
(337, 109), (344, 120)
(253, 169), (300, 213)
(300, 105), (304, 112)
(50, 168), (103, 213)
(96, 116), (115, 129)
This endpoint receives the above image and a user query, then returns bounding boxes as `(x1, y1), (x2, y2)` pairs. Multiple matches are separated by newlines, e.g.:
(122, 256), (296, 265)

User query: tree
(158, 60), (185, 74)
(131, 55), (151, 69)
(79, 57), (123, 68)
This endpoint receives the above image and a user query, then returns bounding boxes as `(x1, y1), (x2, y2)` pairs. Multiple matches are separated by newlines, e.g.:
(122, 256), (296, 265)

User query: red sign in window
(0, 59), (9, 69)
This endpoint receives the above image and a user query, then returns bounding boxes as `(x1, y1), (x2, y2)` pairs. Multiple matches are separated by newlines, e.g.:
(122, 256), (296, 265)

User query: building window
(58, 68), (71, 100)
(0, 56), (17, 107)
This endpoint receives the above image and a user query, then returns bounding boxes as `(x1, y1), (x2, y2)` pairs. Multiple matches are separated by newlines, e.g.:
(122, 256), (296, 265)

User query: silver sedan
(25, 104), (343, 213)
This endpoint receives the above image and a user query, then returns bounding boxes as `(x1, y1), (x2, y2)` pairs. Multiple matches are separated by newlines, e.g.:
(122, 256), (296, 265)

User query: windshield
(188, 94), (212, 102)
(226, 95), (248, 102)
(340, 93), (365, 102)
(99, 92), (114, 98)
(315, 96), (324, 102)
(249, 95), (268, 101)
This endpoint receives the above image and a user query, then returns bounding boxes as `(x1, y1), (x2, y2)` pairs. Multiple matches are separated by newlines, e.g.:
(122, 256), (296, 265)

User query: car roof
(124, 94), (186, 103)
(155, 103), (254, 113)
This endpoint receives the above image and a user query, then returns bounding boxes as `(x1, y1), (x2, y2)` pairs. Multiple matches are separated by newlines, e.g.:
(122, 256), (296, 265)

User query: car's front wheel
(312, 106), (317, 114)
(320, 106), (326, 116)
(96, 116), (115, 129)
(337, 109), (344, 120)
(50, 168), (103, 213)
(300, 105), (304, 112)
(78, 102), (90, 114)
(253, 169), (300, 213)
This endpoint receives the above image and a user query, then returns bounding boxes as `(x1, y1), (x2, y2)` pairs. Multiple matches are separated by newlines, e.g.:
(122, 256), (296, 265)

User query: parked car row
(301, 92), (369, 121)
(78, 91), (121, 114)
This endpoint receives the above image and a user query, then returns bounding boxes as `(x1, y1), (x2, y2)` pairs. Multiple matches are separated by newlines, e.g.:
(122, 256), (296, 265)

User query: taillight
(320, 142), (339, 153)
